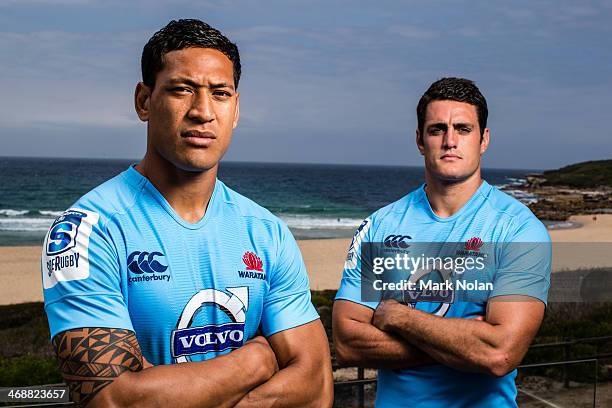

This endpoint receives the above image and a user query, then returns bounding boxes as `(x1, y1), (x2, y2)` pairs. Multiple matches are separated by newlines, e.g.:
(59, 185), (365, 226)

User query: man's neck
(424, 171), (483, 219)
(135, 152), (217, 224)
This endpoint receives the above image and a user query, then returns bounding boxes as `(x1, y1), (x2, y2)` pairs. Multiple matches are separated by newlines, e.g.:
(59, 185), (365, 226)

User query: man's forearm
(335, 317), (433, 369)
(234, 360), (332, 408)
(91, 346), (273, 408)
(381, 305), (509, 375)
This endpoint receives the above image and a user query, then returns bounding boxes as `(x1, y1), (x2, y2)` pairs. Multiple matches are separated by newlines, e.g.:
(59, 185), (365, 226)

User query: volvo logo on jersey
(171, 287), (249, 363)
(127, 251), (170, 284)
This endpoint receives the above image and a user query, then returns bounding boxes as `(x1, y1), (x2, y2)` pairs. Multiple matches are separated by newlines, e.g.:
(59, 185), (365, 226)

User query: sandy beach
(1, 214), (610, 305)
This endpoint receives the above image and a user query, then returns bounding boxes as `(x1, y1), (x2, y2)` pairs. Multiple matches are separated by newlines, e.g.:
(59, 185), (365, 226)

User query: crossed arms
(53, 320), (333, 408)
(333, 296), (544, 376)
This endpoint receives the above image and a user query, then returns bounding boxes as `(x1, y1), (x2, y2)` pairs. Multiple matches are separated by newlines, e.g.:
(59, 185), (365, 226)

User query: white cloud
(0, 77), (140, 128)
(0, 30), (147, 128)
(0, 30), (145, 81)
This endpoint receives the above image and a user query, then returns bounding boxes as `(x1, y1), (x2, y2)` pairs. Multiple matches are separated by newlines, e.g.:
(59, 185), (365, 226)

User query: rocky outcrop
(519, 179), (612, 221)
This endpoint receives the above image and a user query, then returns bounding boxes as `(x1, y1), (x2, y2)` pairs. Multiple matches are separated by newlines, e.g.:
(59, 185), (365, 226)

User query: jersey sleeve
(335, 218), (380, 309)
(42, 208), (134, 339)
(260, 223), (319, 337)
(490, 215), (552, 304)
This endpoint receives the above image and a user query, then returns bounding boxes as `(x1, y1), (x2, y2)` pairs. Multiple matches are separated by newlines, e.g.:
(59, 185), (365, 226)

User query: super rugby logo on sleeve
(41, 208), (99, 289)
(345, 218), (371, 270)
(171, 287), (248, 363)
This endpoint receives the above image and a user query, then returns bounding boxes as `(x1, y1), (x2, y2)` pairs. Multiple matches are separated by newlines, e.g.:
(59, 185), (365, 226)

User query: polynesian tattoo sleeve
(53, 328), (143, 407)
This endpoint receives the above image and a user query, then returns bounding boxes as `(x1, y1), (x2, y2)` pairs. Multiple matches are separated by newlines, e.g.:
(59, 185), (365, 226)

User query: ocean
(0, 157), (539, 245)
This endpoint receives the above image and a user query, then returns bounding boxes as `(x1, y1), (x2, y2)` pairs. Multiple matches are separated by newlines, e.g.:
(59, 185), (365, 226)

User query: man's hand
(372, 299), (404, 332)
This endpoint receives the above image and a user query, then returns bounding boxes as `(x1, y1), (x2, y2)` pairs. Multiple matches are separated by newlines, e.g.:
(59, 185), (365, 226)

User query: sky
(0, 0), (611, 170)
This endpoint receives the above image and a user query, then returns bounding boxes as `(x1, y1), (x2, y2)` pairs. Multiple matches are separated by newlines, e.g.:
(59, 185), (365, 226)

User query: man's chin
(431, 171), (472, 184)
(165, 153), (219, 173)
(172, 150), (225, 172)
(175, 160), (218, 173)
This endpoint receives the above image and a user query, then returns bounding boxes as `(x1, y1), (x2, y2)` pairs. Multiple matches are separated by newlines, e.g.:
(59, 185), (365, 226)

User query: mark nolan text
(373, 279), (493, 291)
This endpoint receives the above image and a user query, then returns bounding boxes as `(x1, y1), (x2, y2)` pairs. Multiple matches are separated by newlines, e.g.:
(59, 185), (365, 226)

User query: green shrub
(0, 355), (62, 387)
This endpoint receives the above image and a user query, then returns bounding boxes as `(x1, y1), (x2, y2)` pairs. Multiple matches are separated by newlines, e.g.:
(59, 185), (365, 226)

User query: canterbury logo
(128, 251), (169, 274)
(384, 234), (412, 248)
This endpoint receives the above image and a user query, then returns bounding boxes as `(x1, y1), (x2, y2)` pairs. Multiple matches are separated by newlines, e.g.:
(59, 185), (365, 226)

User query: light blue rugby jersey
(42, 166), (319, 365)
(336, 180), (551, 408)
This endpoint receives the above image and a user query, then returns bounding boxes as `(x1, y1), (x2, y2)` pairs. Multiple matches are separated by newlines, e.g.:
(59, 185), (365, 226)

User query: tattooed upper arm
(52, 327), (144, 407)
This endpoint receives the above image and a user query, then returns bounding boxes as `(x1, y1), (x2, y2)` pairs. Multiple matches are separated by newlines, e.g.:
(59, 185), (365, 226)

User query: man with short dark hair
(333, 77), (551, 407)
(42, 19), (333, 407)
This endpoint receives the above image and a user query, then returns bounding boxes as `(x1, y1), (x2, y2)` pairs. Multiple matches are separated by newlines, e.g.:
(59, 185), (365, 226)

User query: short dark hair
(416, 77), (488, 139)
(141, 19), (241, 89)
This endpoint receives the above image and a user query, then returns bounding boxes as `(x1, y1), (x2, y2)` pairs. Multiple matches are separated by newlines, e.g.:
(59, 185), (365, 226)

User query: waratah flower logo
(242, 251), (263, 272)
(465, 237), (484, 251)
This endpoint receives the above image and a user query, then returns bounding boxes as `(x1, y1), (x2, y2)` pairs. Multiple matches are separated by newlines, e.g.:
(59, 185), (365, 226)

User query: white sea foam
(39, 210), (63, 217)
(494, 184), (538, 205)
(280, 214), (363, 230)
(0, 209), (29, 216)
(0, 217), (54, 232)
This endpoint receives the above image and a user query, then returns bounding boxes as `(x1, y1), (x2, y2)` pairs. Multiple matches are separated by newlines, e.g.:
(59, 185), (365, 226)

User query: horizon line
(0, 154), (546, 172)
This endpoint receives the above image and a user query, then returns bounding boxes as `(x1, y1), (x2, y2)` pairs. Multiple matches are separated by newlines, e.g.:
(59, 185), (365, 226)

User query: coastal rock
(513, 161), (612, 221)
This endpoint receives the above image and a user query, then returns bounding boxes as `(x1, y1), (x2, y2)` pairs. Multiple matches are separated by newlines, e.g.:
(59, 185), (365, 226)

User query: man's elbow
(311, 374), (334, 408)
(88, 371), (145, 408)
(334, 338), (361, 367)
(486, 350), (518, 377)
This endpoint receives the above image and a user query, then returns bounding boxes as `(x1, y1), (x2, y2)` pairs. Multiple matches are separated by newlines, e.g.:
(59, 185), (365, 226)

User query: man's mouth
(181, 130), (216, 147)
(440, 153), (461, 160)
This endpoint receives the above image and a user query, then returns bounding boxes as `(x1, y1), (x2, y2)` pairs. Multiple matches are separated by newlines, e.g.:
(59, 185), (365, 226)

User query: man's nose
(187, 92), (214, 123)
(443, 127), (458, 149)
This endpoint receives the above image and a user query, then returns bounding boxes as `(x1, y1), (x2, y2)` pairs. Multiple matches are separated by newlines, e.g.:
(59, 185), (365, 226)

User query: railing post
(594, 359), (598, 408)
(563, 338), (570, 388)
(358, 367), (365, 408)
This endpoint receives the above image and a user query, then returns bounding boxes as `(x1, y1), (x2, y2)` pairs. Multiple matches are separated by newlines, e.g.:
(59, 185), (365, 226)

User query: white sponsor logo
(345, 218), (371, 270)
(172, 287), (249, 363)
(177, 325), (244, 349)
(41, 208), (99, 289)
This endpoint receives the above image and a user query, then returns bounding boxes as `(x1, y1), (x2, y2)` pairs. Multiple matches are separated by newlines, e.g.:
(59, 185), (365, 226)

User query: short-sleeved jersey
(42, 166), (318, 365)
(336, 180), (551, 408)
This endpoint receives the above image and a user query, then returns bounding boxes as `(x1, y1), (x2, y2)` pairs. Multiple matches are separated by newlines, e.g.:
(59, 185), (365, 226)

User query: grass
(542, 160), (612, 188)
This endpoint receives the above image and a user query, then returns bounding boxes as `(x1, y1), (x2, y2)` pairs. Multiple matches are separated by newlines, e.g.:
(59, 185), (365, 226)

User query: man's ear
(135, 82), (151, 122)
(480, 128), (490, 155)
(416, 129), (425, 155)
(232, 92), (240, 129)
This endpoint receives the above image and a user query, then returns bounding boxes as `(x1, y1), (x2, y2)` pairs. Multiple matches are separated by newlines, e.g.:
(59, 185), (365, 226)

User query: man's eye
(459, 127), (471, 134)
(213, 91), (231, 98)
(429, 128), (443, 135)
(172, 87), (191, 94)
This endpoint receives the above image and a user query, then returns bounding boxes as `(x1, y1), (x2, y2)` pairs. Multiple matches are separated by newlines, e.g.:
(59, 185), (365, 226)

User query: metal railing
(2, 336), (611, 408)
(333, 336), (612, 408)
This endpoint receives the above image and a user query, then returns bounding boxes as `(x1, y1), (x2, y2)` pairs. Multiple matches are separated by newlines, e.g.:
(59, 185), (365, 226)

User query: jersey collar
(123, 164), (221, 230)
(418, 179), (492, 223)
